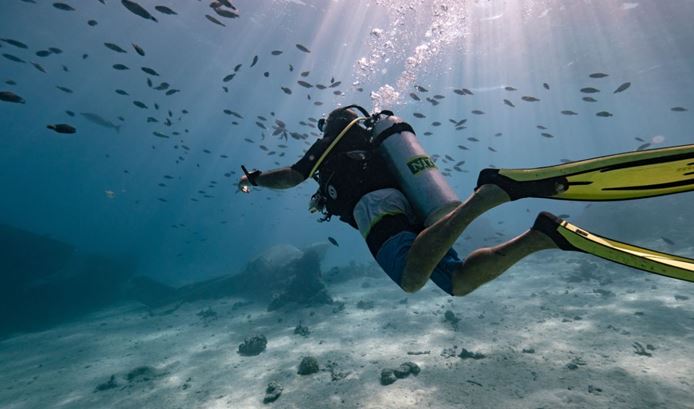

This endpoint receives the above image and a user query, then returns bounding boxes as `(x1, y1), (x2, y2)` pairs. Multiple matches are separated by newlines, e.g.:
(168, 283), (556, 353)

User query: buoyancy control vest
(313, 124), (398, 227)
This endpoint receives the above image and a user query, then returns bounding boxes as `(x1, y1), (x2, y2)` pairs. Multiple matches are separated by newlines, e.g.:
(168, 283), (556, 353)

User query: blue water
(1, 1), (694, 408)
(2, 1), (693, 282)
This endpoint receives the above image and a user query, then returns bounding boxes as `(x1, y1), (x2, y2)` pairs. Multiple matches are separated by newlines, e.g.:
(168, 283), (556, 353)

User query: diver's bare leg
(400, 184), (510, 292)
(451, 229), (556, 296)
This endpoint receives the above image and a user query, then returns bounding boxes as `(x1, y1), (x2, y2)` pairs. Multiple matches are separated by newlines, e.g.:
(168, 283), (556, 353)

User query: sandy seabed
(1, 250), (693, 409)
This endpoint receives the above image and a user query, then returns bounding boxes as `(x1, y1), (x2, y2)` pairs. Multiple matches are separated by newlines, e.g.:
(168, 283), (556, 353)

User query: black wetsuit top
(291, 128), (398, 228)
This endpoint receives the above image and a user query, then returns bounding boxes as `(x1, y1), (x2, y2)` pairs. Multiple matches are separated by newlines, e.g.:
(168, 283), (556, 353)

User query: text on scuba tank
(407, 155), (437, 176)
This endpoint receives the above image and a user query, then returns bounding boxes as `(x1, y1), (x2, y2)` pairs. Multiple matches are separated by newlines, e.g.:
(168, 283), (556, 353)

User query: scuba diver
(239, 105), (694, 296)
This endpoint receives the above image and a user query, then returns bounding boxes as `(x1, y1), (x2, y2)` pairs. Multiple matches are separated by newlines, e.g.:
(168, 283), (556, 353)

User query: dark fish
(521, 96), (540, 102)
(661, 236), (675, 245)
(146, 78), (152, 88)
(671, 106), (687, 112)
(410, 93), (420, 101)
(153, 131), (169, 138)
(2, 53), (25, 63)
(636, 143), (651, 151)
(330, 81), (341, 88)
(416, 85), (428, 92)
(147, 117), (158, 123)
(65, 110), (74, 117)
(132, 43), (145, 56)
(154, 5), (177, 15)
(234, 64), (242, 72)
(115, 89), (128, 96)
(133, 100), (148, 109)
(47, 123), (76, 133)
(48, 47), (62, 54)
(0, 91), (25, 103)
(215, 8), (239, 19)
(0, 38), (28, 49)
(504, 86), (517, 91)
(296, 43), (311, 53)
(613, 82), (631, 93)
(205, 14), (225, 26)
(36, 50), (52, 57)
(62, 65), (69, 72)
(271, 50), (283, 55)
(165, 89), (179, 95)
(88, 20), (98, 26)
(463, 88), (474, 95)
(121, 0), (158, 22)
(561, 110), (578, 115)
(281, 86), (292, 95)
(315, 84), (326, 90)
(80, 112), (122, 133)
(52, 3), (75, 11)
(154, 82), (169, 90)
(297, 80), (312, 88)
(468, 137), (479, 142)
(589, 73), (608, 78)
(104, 42), (127, 53)
(413, 112), (426, 118)
(503, 99), (515, 107)
(433, 94), (445, 100)
(596, 111), (613, 117)
(426, 98), (439, 106)
(5, 80), (17, 85)
(543, 82), (550, 90)
(635, 137), (645, 142)
(56, 86), (73, 93)
(541, 132), (554, 138)
(580, 87), (600, 93)
(264, 72), (270, 78)
(471, 110), (484, 115)
(32, 62), (46, 73)
(113, 64), (129, 70)
(582, 96), (597, 102)
(536, 125), (547, 130)
(488, 147), (497, 152)
(250, 55), (258, 67)
(141, 66), (159, 76)
(453, 89), (465, 95)
(558, 214), (571, 219)
(223, 73), (235, 82)
(431, 121), (441, 126)
(224, 110), (243, 118)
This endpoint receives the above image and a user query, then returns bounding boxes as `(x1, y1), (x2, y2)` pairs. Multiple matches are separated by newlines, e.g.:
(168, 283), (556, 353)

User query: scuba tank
(370, 112), (462, 226)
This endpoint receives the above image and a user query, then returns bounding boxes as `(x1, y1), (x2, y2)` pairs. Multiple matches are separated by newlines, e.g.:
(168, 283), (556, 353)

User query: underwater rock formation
(0, 224), (176, 337)
(177, 243), (334, 311)
(263, 381), (283, 404)
(238, 334), (267, 356)
(297, 356), (320, 375)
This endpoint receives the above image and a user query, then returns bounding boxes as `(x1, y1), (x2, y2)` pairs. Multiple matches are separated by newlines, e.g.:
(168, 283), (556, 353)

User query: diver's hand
(238, 175), (251, 193)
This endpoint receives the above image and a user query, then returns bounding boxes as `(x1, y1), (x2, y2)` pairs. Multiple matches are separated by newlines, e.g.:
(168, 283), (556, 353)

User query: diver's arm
(256, 167), (305, 189)
(239, 167), (305, 191)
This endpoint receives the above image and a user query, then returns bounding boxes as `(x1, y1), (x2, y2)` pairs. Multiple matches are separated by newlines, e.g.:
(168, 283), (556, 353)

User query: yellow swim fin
(478, 144), (694, 201)
(533, 212), (694, 282)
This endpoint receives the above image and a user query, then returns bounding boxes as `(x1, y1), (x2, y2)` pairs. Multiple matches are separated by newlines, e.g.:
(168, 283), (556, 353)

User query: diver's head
(317, 104), (371, 138)
(318, 106), (358, 137)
